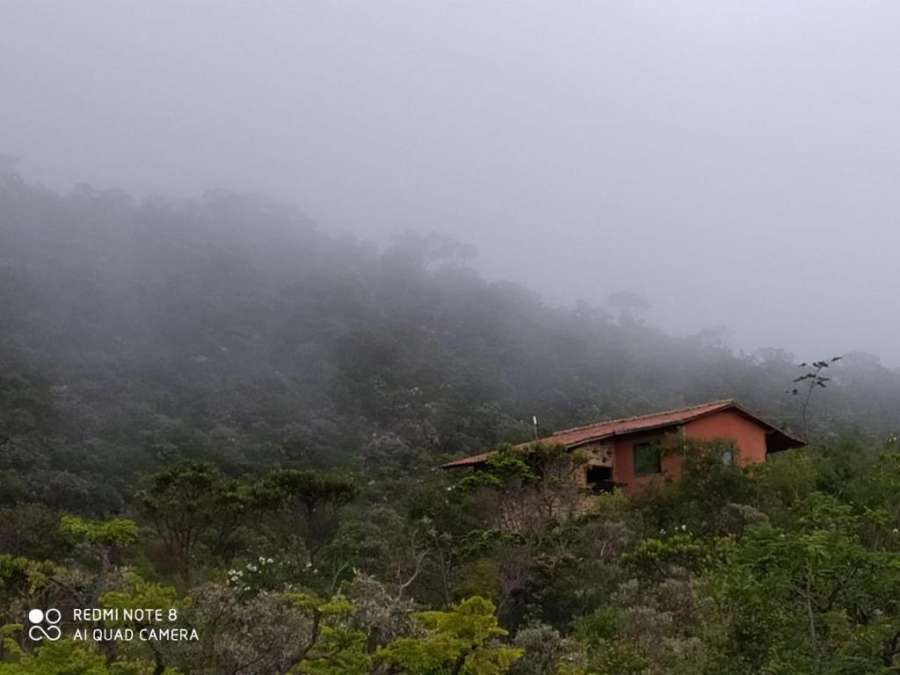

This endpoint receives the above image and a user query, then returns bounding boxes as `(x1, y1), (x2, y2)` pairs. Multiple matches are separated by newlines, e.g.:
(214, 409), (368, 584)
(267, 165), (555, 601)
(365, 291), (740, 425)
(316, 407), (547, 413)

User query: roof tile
(440, 399), (802, 468)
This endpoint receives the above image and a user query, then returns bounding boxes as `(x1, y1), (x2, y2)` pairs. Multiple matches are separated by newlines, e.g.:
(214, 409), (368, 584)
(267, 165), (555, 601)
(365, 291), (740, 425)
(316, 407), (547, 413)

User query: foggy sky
(3, 1), (900, 364)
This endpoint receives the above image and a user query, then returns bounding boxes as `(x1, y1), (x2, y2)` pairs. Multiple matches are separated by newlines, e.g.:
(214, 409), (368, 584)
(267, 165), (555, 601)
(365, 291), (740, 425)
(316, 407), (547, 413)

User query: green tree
(0, 635), (162, 674)
(60, 515), (137, 603)
(378, 596), (521, 674)
(456, 443), (583, 535)
(135, 463), (244, 587)
(250, 470), (357, 567)
(101, 573), (189, 675)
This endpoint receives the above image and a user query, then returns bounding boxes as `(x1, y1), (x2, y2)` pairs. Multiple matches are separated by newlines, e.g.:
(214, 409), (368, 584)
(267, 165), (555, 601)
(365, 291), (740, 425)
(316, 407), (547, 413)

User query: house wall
(612, 429), (682, 495)
(576, 442), (615, 507)
(610, 410), (769, 495)
(575, 441), (614, 489)
(684, 409), (768, 466)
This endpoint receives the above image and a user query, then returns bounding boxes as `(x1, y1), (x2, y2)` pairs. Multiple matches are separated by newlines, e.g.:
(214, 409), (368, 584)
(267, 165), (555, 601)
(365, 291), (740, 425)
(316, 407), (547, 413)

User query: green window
(633, 441), (661, 476)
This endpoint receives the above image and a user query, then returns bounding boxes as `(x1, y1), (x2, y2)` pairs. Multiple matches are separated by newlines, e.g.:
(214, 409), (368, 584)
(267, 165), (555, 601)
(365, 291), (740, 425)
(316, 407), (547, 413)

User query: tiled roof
(440, 399), (802, 468)
(440, 451), (495, 468)
(546, 399), (734, 446)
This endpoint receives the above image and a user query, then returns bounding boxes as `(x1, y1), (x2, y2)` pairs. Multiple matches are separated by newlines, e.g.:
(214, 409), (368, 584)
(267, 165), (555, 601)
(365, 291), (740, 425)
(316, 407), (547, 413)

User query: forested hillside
(2, 173), (900, 673)
(3, 173), (899, 506)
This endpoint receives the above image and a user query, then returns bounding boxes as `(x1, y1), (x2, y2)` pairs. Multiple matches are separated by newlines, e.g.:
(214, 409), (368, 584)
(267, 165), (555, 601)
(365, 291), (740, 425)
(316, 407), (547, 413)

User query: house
(441, 399), (804, 496)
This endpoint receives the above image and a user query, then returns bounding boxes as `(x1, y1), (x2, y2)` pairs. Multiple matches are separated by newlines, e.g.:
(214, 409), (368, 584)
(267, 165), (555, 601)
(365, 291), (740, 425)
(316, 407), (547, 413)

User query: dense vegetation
(2, 172), (900, 673)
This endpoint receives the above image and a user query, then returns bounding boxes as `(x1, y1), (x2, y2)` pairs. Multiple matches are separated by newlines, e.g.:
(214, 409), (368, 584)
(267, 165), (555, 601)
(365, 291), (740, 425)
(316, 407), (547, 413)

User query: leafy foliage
(4, 175), (900, 672)
(378, 596), (522, 674)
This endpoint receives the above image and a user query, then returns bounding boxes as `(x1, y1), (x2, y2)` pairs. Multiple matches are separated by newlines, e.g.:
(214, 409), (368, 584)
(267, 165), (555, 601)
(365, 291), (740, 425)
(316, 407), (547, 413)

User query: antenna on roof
(532, 415), (539, 440)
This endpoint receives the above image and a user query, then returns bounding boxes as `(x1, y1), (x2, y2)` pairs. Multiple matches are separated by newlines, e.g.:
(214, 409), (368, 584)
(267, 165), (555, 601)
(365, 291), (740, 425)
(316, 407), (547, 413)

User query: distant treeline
(0, 172), (898, 512)
(4, 174), (900, 674)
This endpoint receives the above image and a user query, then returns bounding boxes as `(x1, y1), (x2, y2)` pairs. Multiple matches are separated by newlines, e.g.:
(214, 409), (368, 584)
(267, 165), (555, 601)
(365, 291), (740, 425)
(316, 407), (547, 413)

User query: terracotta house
(441, 399), (804, 496)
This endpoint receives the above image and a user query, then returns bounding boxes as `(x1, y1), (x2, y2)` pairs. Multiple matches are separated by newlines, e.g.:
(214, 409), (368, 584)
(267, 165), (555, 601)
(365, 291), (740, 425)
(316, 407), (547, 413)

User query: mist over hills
(1, 172), (897, 510)
(6, 171), (900, 674)
(6, 3), (900, 667)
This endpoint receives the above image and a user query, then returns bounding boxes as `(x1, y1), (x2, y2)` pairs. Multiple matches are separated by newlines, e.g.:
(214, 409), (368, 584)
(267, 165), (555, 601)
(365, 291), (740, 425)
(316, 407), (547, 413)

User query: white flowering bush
(226, 555), (285, 597)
